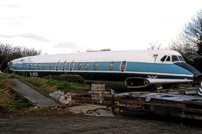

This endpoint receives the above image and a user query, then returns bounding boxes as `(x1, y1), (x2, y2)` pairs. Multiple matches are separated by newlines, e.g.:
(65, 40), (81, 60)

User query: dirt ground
(0, 115), (202, 134)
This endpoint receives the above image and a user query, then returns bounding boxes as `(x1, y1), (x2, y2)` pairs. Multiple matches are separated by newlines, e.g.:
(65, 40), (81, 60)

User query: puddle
(86, 108), (115, 117)
(69, 104), (115, 117)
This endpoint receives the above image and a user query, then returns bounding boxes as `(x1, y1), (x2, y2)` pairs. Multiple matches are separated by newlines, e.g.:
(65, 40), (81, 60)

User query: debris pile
(49, 91), (76, 105)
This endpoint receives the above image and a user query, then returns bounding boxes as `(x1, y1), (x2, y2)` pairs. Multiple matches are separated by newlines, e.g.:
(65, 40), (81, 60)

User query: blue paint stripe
(11, 61), (193, 75)
(126, 62), (192, 75)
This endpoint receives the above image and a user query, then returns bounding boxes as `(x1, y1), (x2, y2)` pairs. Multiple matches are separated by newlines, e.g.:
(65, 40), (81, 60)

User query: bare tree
(183, 10), (202, 55)
(100, 48), (111, 51)
(87, 48), (111, 52)
(169, 10), (202, 72)
(0, 43), (41, 72)
(169, 40), (198, 62)
(179, 10), (202, 72)
(148, 41), (161, 50)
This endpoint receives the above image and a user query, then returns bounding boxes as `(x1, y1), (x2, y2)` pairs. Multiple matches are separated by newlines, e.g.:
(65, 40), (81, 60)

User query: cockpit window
(166, 56), (170, 61)
(161, 55), (185, 62)
(161, 55), (167, 62)
(178, 56), (184, 61)
(172, 55), (179, 62)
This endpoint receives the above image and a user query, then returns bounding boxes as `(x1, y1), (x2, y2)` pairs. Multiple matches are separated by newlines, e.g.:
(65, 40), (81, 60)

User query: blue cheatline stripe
(11, 61), (192, 76)
(66, 63), (70, 70)
(126, 62), (192, 75)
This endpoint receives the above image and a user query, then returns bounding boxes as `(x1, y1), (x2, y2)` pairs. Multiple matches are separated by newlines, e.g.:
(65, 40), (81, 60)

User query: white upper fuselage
(11, 50), (183, 64)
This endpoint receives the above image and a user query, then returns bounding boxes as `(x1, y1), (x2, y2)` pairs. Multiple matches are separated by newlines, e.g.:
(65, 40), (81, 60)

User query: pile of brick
(90, 84), (111, 103)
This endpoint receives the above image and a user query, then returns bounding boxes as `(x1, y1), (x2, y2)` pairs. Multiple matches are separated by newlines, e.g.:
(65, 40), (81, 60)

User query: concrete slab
(10, 79), (59, 107)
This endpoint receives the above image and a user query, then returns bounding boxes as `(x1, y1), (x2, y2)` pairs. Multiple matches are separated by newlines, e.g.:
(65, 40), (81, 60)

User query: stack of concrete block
(91, 84), (109, 103)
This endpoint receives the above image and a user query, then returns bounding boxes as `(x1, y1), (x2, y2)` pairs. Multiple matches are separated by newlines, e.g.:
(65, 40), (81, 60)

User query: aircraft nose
(174, 62), (201, 76)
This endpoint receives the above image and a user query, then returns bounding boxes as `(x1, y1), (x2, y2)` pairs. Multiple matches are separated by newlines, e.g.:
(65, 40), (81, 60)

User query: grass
(0, 73), (33, 113)
(0, 73), (14, 107)
(12, 74), (89, 94)
(6, 97), (32, 111)
(0, 73), (13, 89)
(0, 73), (90, 116)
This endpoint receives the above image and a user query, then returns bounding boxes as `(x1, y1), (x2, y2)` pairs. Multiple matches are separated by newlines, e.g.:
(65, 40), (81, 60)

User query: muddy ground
(1, 114), (202, 134)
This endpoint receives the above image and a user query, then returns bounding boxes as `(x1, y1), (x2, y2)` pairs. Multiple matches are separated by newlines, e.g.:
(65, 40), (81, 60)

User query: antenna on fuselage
(153, 54), (158, 62)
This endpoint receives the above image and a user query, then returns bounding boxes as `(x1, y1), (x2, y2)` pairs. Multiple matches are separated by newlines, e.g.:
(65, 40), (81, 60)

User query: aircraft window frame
(84, 62), (89, 70)
(78, 62), (82, 70)
(161, 55), (167, 62)
(94, 62), (99, 71)
(56, 62), (60, 71)
(109, 62), (114, 71)
(70, 62), (74, 71)
(62, 62), (66, 71)
(120, 61), (127, 72)
(38, 63), (40, 70)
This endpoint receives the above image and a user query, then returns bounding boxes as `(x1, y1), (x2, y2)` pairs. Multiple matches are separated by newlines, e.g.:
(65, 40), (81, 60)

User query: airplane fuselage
(9, 50), (201, 90)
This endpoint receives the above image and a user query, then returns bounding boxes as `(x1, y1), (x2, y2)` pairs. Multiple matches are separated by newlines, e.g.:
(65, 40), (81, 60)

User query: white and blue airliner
(9, 50), (201, 90)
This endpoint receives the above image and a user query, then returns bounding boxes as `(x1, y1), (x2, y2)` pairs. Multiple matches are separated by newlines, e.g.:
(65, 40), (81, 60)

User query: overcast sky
(0, 0), (201, 54)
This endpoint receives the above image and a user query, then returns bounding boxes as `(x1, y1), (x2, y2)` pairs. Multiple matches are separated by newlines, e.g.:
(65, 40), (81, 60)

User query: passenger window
(120, 61), (127, 72)
(161, 55), (167, 62)
(62, 62), (66, 71)
(29, 64), (32, 70)
(78, 62), (82, 70)
(33, 64), (36, 70)
(109, 62), (114, 71)
(70, 62), (74, 71)
(49, 63), (52, 70)
(38, 63), (40, 70)
(56, 62), (60, 71)
(85, 62), (89, 70)
(94, 62), (99, 71)
(172, 55), (179, 62)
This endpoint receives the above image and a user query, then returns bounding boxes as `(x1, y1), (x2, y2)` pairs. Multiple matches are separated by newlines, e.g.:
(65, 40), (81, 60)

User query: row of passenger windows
(26, 61), (127, 72)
